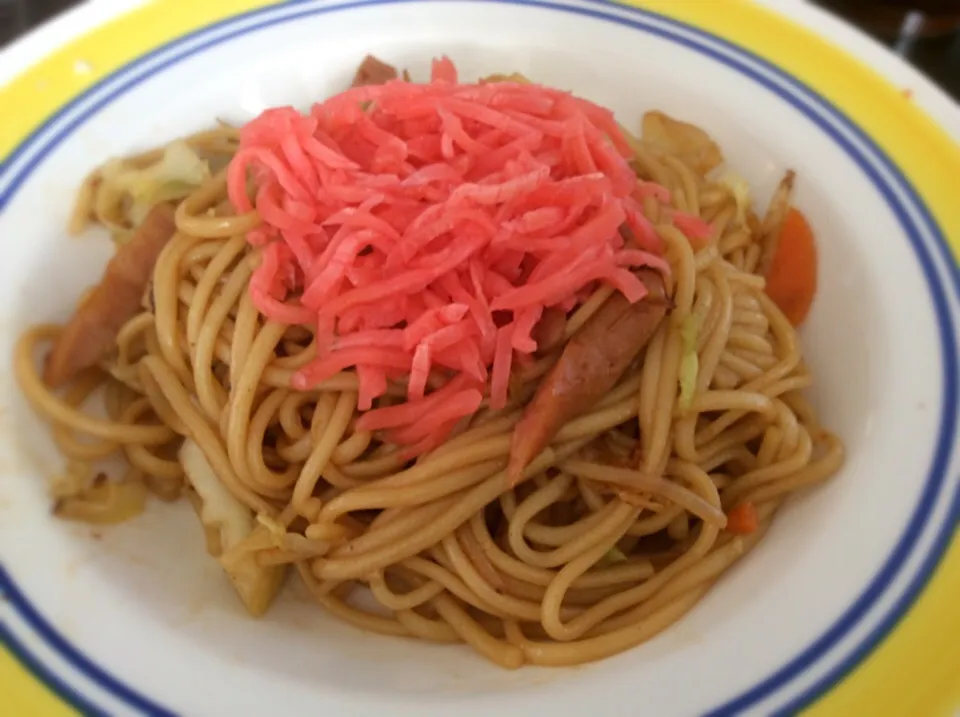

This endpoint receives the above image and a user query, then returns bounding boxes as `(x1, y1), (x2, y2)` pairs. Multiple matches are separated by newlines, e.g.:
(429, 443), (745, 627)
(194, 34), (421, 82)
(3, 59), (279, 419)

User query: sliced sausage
(351, 55), (399, 87)
(43, 202), (177, 388)
(531, 306), (567, 354)
(507, 269), (670, 483)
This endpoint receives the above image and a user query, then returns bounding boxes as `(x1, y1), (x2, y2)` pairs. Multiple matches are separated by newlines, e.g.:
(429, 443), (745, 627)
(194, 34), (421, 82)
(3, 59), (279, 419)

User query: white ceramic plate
(1, 1), (959, 716)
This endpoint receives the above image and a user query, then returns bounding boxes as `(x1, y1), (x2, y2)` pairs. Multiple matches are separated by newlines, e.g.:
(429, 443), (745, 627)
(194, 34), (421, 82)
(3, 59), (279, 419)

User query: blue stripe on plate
(1, 1), (957, 715)
(0, 617), (109, 717)
(1, 565), (177, 716)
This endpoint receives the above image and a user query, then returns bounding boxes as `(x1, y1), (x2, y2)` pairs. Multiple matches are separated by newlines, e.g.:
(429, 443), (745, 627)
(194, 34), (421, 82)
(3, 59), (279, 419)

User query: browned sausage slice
(351, 55), (399, 87)
(43, 202), (177, 388)
(507, 269), (670, 483)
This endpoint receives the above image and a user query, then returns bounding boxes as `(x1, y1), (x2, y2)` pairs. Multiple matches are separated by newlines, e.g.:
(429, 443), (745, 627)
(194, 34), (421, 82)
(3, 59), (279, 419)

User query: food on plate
(16, 54), (844, 668)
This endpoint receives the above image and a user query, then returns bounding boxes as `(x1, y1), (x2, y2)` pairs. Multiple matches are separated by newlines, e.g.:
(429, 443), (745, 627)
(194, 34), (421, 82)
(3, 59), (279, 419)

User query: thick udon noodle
(16, 121), (844, 668)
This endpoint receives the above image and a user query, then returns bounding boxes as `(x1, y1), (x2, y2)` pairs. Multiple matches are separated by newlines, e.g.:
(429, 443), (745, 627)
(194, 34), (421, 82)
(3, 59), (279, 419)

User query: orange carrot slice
(765, 208), (818, 326)
(725, 502), (759, 535)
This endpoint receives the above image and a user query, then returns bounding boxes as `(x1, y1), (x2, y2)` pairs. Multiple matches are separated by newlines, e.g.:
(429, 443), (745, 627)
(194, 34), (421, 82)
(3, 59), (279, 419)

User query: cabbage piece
(641, 110), (723, 176)
(101, 140), (211, 230)
(52, 472), (147, 525)
(179, 439), (287, 617)
(600, 547), (629, 566)
(678, 315), (700, 411)
(719, 172), (752, 227)
(481, 72), (531, 84)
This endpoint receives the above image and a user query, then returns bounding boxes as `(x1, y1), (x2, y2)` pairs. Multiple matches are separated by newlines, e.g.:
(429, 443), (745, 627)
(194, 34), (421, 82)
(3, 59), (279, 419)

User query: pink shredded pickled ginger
(227, 58), (676, 454)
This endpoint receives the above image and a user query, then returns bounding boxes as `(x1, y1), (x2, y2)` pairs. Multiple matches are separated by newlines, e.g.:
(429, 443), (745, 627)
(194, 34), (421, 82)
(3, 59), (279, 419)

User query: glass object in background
(818, 1), (960, 98)
(820, 1), (960, 38)
(0, 0), (77, 45)
(0, 0), (26, 46)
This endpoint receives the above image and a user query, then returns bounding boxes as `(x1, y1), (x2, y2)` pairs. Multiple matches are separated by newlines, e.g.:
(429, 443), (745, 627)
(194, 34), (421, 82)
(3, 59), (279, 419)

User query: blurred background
(1, 0), (958, 99)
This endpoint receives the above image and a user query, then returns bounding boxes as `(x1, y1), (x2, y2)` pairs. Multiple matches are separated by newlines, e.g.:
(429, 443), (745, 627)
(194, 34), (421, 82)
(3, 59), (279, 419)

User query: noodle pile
(16, 72), (844, 668)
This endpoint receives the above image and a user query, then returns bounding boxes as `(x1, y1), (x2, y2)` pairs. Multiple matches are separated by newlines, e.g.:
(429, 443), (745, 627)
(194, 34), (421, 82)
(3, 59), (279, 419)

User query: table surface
(1, 0), (958, 100)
